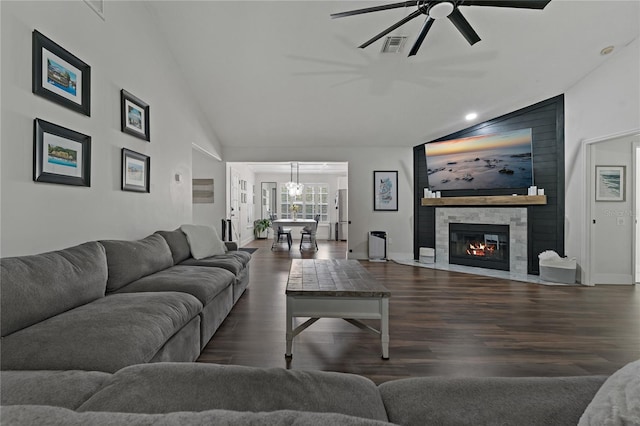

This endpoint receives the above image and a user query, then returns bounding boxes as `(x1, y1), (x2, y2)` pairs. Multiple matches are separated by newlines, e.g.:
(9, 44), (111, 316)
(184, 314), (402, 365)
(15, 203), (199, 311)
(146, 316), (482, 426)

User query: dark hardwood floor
(197, 239), (640, 384)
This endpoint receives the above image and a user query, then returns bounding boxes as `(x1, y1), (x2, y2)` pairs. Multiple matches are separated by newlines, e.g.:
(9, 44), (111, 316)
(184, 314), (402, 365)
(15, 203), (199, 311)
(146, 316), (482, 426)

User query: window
(280, 183), (329, 222)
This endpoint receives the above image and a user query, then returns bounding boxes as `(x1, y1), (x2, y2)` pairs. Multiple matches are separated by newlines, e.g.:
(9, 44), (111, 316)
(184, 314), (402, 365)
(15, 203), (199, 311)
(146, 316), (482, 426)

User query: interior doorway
(586, 133), (638, 285)
(635, 142), (640, 283)
(229, 167), (240, 242)
(227, 162), (348, 253)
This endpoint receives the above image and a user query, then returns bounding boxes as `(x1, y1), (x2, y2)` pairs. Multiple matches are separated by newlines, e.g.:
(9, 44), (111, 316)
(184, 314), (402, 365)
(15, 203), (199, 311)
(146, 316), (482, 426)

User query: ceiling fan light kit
(428, 2), (454, 19)
(331, 0), (552, 57)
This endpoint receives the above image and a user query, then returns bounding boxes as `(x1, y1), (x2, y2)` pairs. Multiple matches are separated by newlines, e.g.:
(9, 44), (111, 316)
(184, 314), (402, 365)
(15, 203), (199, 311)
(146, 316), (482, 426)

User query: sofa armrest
(379, 375), (607, 426)
(224, 242), (238, 251)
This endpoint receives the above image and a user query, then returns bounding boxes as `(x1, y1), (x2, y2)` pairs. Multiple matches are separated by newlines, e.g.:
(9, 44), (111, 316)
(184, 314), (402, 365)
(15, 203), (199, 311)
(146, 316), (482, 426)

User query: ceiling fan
(330, 0), (551, 56)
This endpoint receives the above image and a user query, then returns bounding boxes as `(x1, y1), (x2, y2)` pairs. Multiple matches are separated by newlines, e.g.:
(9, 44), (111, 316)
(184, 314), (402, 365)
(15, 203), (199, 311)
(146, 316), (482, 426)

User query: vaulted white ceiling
(147, 1), (639, 151)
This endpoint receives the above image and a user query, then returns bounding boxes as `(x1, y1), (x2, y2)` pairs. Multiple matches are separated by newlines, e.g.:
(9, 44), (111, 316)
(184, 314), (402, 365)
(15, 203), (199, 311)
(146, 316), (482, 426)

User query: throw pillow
(578, 359), (640, 426)
(180, 224), (227, 260)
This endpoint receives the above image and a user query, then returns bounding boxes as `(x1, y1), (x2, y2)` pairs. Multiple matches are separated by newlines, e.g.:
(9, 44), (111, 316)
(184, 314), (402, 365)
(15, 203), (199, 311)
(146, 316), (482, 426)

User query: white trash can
(419, 247), (435, 264)
(369, 231), (387, 261)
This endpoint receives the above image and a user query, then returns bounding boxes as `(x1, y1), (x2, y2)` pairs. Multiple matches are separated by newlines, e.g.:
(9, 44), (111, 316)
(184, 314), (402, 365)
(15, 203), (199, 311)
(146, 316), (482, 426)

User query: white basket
(419, 247), (435, 264)
(539, 256), (577, 284)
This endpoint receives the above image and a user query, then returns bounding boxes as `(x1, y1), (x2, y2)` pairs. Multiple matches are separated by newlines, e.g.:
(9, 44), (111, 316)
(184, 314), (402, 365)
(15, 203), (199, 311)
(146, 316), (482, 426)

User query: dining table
(271, 218), (317, 250)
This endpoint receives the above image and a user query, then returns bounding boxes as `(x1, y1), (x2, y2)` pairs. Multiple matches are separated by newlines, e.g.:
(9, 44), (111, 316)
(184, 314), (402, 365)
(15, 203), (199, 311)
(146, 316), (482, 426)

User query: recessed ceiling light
(465, 112), (478, 121)
(600, 46), (615, 55)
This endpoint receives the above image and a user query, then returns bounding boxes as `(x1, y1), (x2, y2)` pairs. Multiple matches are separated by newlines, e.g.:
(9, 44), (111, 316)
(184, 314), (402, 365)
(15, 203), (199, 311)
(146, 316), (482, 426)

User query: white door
(588, 136), (636, 285)
(635, 142), (640, 283)
(229, 168), (240, 242)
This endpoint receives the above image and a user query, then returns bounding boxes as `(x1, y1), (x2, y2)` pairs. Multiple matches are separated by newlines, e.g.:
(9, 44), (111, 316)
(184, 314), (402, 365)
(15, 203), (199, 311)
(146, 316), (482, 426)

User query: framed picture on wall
(192, 178), (214, 203)
(121, 89), (150, 141)
(121, 148), (150, 192)
(33, 118), (91, 187)
(374, 170), (398, 211)
(595, 165), (625, 202)
(32, 30), (91, 116)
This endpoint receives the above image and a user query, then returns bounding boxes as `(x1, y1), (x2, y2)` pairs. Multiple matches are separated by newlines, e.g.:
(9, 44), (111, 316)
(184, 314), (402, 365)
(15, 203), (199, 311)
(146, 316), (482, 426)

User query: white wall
(0, 1), (222, 256)
(224, 148), (414, 259)
(565, 38), (640, 282)
(192, 149), (226, 229)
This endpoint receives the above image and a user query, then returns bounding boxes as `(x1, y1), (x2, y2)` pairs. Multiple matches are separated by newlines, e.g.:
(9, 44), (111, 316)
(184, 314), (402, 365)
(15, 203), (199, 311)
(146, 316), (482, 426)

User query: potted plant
(253, 218), (272, 239)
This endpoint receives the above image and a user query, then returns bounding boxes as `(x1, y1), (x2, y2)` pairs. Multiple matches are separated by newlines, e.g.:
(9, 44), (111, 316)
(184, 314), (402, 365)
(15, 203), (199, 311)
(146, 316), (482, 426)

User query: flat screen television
(425, 128), (533, 191)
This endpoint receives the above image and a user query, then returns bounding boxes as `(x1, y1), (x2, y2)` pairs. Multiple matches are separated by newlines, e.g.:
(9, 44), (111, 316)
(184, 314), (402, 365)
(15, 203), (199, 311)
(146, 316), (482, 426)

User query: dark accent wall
(413, 95), (565, 274)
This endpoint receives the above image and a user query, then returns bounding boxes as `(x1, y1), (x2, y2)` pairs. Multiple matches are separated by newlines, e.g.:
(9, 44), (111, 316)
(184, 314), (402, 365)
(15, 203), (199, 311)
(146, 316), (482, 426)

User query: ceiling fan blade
(448, 8), (481, 45)
(359, 9), (424, 49)
(461, 0), (551, 9)
(408, 16), (434, 57)
(331, 1), (416, 19)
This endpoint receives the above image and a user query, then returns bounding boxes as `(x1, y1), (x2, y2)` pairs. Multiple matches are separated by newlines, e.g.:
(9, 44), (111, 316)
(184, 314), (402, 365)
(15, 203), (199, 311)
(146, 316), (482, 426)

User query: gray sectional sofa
(2, 360), (638, 425)
(1, 228), (250, 372)
(2, 230), (637, 425)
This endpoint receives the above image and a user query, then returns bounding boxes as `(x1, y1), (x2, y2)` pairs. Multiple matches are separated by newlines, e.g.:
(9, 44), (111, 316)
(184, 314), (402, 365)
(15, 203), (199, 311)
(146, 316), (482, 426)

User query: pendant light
(285, 162), (304, 197)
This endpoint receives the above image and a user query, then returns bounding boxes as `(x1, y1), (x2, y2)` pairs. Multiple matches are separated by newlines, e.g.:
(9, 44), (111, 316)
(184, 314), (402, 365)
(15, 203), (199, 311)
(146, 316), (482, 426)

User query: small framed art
(121, 148), (150, 192)
(32, 30), (91, 116)
(193, 179), (214, 204)
(33, 118), (91, 187)
(121, 89), (150, 141)
(595, 165), (625, 202)
(374, 170), (398, 211)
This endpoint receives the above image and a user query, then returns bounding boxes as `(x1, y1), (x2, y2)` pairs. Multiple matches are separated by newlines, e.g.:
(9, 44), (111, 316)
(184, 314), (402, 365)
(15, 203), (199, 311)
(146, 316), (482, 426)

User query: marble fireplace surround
(435, 207), (528, 275)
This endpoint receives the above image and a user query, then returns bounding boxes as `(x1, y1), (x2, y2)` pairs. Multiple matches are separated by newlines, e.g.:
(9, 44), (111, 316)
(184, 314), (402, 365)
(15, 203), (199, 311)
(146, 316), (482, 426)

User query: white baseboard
(592, 273), (633, 285)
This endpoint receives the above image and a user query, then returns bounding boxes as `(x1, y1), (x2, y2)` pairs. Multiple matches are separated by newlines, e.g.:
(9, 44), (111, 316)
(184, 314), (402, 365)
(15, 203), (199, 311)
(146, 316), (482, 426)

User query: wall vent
(381, 36), (407, 53)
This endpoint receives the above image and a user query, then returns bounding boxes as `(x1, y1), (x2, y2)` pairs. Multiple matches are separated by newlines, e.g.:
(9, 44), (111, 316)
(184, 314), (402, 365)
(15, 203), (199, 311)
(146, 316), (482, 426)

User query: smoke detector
(381, 36), (408, 53)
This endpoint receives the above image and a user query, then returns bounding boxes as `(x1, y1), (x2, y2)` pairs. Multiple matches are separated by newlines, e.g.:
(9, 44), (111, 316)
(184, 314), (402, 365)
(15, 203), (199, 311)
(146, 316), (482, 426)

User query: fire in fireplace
(449, 223), (510, 271)
(466, 241), (496, 257)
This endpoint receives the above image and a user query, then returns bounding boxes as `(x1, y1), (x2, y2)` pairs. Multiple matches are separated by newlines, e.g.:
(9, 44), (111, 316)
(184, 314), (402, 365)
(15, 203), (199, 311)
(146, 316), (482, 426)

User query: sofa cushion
(181, 224), (227, 259)
(180, 256), (244, 275)
(1, 370), (111, 410)
(1, 292), (202, 373)
(113, 265), (235, 304)
(229, 250), (251, 266)
(578, 359), (640, 426)
(78, 363), (389, 422)
(155, 229), (191, 264)
(1, 242), (107, 337)
(2, 405), (395, 426)
(379, 375), (607, 426)
(100, 234), (174, 292)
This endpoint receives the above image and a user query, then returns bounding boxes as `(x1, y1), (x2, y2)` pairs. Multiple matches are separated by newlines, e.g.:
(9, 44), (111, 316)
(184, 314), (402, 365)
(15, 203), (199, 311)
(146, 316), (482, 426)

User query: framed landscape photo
(595, 165), (625, 202)
(374, 170), (398, 211)
(121, 89), (150, 141)
(121, 148), (150, 192)
(33, 118), (91, 187)
(32, 30), (91, 116)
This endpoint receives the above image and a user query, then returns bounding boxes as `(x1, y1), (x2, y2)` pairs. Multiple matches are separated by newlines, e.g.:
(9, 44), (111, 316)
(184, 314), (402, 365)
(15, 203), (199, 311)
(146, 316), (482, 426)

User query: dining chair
(270, 214), (292, 250)
(300, 214), (320, 250)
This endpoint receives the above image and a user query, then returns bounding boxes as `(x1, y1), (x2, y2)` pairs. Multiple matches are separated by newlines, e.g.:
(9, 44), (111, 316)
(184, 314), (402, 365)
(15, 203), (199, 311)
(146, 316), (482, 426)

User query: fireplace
(449, 223), (510, 271)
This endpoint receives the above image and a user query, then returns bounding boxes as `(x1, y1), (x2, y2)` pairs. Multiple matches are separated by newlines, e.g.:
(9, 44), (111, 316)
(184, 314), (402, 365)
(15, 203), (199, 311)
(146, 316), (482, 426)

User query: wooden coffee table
(285, 259), (390, 359)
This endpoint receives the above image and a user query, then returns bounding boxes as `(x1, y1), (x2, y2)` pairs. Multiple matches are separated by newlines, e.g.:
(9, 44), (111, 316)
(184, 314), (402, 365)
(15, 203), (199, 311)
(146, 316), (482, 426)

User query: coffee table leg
(285, 296), (293, 358)
(381, 298), (389, 359)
